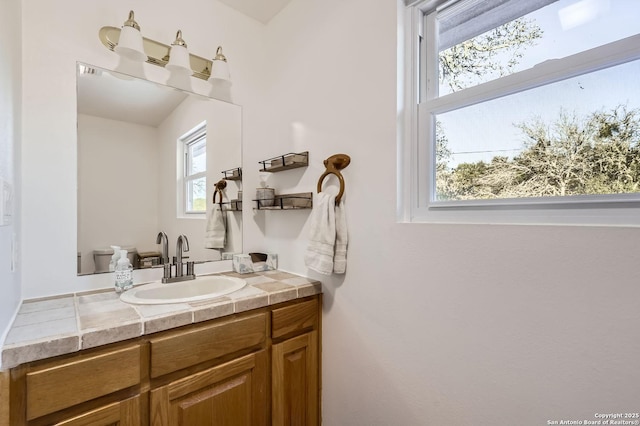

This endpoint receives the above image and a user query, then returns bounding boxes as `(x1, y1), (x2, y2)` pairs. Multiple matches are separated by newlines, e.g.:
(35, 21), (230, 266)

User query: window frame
(401, 0), (640, 225)
(179, 121), (207, 217)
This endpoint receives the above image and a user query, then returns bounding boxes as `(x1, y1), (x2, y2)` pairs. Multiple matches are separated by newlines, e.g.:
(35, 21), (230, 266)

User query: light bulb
(166, 30), (192, 75)
(114, 11), (146, 62)
(208, 46), (232, 86)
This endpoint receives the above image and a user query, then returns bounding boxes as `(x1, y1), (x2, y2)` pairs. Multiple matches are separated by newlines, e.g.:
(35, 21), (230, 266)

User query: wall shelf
(221, 167), (242, 181)
(254, 192), (312, 210)
(219, 200), (242, 211)
(259, 152), (309, 173)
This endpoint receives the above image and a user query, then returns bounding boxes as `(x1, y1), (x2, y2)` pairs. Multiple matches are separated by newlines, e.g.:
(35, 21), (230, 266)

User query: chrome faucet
(175, 234), (189, 277)
(156, 231), (169, 264)
(161, 234), (195, 283)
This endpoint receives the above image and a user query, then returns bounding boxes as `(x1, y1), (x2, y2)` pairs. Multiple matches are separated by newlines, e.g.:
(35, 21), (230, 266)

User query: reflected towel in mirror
(205, 204), (226, 249)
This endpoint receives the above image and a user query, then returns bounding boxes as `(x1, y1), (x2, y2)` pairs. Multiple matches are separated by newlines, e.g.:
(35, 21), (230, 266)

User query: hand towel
(304, 192), (336, 275)
(205, 204), (226, 249)
(333, 199), (348, 274)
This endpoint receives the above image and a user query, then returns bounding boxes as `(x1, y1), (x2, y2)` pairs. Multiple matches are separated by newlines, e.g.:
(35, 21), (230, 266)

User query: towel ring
(317, 154), (350, 204)
(212, 179), (227, 204)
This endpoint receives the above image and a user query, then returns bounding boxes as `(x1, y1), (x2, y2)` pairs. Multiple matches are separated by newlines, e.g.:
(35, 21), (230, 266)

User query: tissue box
(221, 252), (235, 260)
(233, 254), (253, 274)
(232, 253), (278, 274)
(252, 253), (278, 272)
(267, 253), (278, 270)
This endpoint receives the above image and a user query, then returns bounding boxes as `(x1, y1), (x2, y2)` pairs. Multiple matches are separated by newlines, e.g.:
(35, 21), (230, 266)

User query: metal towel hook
(317, 154), (351, 204)
(212, 179), (227, 204)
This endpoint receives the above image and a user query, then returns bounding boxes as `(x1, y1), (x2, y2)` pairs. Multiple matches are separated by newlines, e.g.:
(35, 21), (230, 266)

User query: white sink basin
(120, 275), (246, 305)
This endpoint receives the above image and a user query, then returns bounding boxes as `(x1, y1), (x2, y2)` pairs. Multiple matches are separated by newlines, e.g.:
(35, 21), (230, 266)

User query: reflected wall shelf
(222, 167), (242, 181)
(219, 200), (242, 211)
(259, 152), (309, 173)
(254, 192), (312, 210)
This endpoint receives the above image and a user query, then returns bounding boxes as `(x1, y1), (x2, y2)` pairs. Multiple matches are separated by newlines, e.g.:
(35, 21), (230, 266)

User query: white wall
(260, 0), (640, 424)
(20, 0), (265, 298)
(0, 0), (22, 345)
(77, 114), (159, 274)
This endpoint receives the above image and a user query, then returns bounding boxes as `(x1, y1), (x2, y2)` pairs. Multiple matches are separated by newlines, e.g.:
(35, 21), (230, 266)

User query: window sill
(410, 200), (640, 227)
(178, 213), (206, 220)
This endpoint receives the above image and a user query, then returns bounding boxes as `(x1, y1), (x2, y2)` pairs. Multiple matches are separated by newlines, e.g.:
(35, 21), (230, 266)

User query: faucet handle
(163, 263), (172, 279)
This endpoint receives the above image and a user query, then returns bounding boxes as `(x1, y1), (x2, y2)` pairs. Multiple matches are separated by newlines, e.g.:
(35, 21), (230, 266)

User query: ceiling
(217, 0), (293, 23)
(77, 67), (189, 127)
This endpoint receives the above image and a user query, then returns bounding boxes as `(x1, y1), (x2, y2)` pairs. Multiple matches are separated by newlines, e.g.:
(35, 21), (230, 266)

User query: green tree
(456, 106), (640, 199)
(450, 161), (491, 199)
(585, 106), (640, 193)
(435, 16), (543, 198)
(435, 121), (455, 199)
(439, 18), (543, 92)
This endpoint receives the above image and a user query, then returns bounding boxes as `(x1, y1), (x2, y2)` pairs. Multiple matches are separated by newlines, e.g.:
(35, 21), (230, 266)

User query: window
(403, 0), (640, 225)
(180, 122), (207, 215)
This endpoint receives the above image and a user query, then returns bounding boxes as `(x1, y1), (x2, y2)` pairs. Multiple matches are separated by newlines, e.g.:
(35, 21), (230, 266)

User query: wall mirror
(76, 63), (242, 275)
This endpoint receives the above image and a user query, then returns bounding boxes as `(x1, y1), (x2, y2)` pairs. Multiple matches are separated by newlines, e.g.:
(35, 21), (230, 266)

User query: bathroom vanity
(2, 271), (321, 425)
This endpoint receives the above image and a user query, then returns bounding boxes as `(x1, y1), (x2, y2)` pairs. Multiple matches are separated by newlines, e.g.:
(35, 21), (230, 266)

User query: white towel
(205, 204), (226, 249)
(304, 193), (336, 275)
(333, 199), (347, 274)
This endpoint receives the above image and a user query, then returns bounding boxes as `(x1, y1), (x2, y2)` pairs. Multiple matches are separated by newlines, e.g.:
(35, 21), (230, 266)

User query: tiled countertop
(1, 270), (321, 369)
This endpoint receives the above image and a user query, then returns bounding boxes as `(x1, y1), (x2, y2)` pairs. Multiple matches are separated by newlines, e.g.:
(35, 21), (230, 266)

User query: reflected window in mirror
(181, 122), (207, 215)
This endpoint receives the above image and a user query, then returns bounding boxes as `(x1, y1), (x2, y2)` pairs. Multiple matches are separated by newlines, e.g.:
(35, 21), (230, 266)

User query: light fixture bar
(99, 26), (214, 80)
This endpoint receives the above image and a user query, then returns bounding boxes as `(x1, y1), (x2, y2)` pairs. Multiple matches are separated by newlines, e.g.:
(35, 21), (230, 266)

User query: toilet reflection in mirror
(76, 63), (242, 275)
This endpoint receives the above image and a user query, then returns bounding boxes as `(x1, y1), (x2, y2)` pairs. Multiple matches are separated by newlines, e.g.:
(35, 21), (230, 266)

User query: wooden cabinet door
(150, 351), (268, 426)
(272, 331), (319, 426)
(52, 395), (140, 426)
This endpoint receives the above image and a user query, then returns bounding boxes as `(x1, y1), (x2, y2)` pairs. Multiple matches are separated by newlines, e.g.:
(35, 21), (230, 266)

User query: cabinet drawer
(26, 344), (141, 420)
(272, 298), (319, 339)
(51, 395), (140, 426)
(150, 313), (267, 378)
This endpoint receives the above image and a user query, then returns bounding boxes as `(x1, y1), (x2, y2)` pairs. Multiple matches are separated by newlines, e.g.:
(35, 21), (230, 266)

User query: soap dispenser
(109, 245), (121, 272)
(114, 249), (133, 293)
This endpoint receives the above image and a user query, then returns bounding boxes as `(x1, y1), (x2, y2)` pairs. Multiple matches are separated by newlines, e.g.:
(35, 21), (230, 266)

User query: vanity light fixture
(165, 30), (192, 75)
(113, 11), (146, 62)
(209, 46), (232, 85)
(99, 10), (232, 84)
